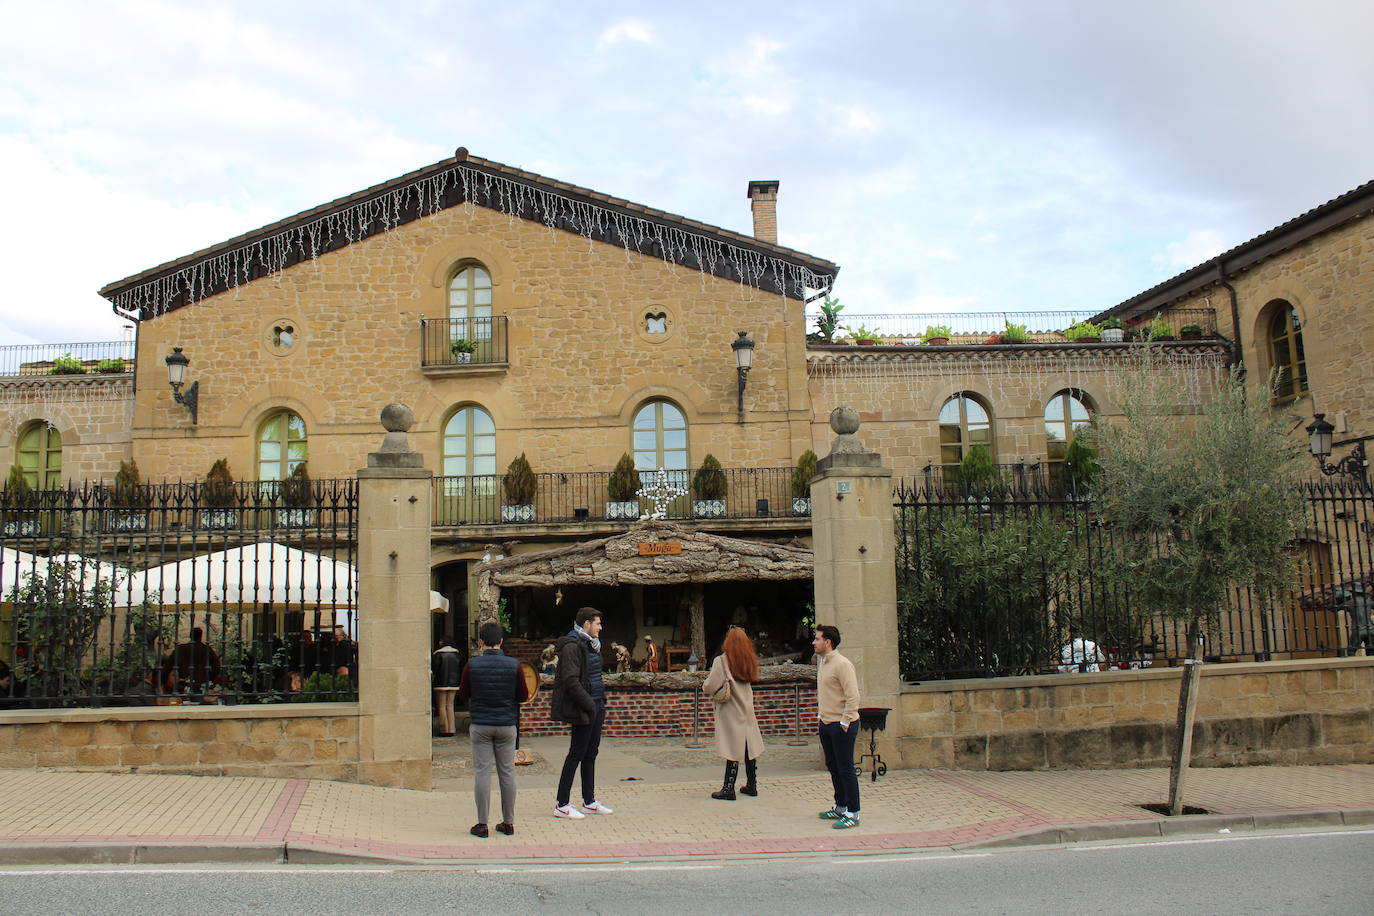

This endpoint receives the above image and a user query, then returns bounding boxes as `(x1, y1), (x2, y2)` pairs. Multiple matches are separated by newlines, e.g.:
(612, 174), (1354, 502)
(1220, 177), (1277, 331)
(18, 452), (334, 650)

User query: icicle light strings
(110, 165), (835, 319)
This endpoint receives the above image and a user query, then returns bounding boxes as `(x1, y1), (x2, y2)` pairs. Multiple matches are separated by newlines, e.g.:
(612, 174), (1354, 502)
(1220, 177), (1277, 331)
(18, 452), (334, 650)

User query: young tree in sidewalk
(1084, 353), (1306, 814)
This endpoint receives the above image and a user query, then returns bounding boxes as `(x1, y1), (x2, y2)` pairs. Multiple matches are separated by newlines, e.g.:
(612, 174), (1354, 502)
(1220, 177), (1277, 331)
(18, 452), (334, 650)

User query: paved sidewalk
(1, 737), (1372, 864)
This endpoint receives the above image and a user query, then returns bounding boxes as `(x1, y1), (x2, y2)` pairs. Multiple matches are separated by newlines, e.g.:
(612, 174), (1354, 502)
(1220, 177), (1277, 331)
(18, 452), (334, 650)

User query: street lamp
(1307, 413), (1368, 481)
(164, 347), (199, 424)
(731, 330), (755, 422)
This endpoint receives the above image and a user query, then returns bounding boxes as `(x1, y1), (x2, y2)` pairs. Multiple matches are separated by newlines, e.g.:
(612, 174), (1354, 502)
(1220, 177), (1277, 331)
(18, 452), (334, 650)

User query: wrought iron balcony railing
(0, 341), (135, 378)
(420, 316), (509, 368)
(432, 467), (809, 526)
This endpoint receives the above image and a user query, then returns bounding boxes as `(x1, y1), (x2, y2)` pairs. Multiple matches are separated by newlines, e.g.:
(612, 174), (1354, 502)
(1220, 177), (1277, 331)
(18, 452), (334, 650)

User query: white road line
(0, 868), (392, 876)
(478, 864), (726, 874)
(1067, 828), (1374, 852)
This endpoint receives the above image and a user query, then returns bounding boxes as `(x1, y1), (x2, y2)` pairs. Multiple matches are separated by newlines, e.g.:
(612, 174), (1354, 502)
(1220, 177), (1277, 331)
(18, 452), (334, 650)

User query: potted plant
(1099, 316), (1126, 343)
(277, 461), (315, 527)
(847, 324), (883, 346)
(606, 452), (641, 520)
(691, 454), (727, 518)
(501, 453), (537, 522)
(808, 296), (845, 343)
(200, 458), (239, 529)
(1, 464), (40, 537)
(108, 459), (149, 533)
(96, 358), (126, 373)
(48, 353), (86, 375)
(1180, 323), (1204, 340)
(1064, 321), (1102, 343)
(791, 449), (818, 515)
(956, 445), (997, 494)
(1147, 317), (1175, 341)
(449, 338), (476, 363)
(999, 321), (1031, 344)
(921, 324), (953, 346)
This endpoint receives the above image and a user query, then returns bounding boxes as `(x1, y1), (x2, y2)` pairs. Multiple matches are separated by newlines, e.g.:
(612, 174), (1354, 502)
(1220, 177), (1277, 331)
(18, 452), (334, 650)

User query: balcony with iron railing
(0, 341), (135, 378)
(420, 316), (509, 373)
(432, 467), (810, 529)
(809, 309), (1224, 346)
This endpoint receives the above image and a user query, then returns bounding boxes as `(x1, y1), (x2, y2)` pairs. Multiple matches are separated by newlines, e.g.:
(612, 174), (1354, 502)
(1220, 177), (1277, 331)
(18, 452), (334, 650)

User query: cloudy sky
(2, 0), (1371, 344)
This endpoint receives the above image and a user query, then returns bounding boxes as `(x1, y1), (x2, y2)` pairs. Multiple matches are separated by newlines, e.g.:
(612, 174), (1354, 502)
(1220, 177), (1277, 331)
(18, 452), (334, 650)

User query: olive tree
(1084, 354), (1306, 814)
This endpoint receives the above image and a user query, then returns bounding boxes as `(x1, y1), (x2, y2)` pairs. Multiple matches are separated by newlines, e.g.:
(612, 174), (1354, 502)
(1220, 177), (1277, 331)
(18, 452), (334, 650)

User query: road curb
(966, 807), (1374, 849)
(0, 842), (285, 865)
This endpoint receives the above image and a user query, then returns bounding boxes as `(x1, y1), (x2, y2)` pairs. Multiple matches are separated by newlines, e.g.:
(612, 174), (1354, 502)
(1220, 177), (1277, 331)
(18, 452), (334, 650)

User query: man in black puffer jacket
(551, 607), (614, 819)
(458, 622), (528, 838)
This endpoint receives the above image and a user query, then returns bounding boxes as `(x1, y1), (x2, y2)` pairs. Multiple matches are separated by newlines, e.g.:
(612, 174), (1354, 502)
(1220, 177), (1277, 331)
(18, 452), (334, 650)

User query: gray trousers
(470, 724), (517, 825)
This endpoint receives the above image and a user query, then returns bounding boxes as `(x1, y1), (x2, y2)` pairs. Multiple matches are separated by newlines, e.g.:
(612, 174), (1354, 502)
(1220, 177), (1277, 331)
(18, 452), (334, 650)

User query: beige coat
(703, 654), (765, 762)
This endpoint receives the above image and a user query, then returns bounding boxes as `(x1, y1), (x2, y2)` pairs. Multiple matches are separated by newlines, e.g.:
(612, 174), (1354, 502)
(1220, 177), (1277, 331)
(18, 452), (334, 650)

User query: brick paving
(1, 739), (1372, 863)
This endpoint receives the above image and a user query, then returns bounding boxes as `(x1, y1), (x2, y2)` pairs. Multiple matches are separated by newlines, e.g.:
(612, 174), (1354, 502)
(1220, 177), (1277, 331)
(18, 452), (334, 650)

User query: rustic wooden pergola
(472, 520), (814, 660)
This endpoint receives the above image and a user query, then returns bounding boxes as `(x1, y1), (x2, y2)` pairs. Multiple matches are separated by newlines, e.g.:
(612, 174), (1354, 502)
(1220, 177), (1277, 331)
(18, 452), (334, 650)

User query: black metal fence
(420, 316), (509, 367)
(0, 340), (135, 377)
(0, 480), (358, 708)
(433, 467), (807, 526)
(895, 479), (1373, 681)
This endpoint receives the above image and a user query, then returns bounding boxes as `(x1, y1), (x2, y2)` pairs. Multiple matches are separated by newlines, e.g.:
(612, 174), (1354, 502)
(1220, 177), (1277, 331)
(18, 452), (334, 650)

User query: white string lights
(107, 163), (834, 319)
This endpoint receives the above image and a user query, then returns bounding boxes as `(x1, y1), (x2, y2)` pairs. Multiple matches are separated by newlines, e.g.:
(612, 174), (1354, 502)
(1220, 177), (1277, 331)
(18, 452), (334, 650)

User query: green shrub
(607, 452), (639, 501)
(1147, 318), (1175, 339)
(1064, 321), (1102, 341)
(112, 459), (147, 508)
(791, 449), (818, 498)
(202, 458), (236, 505)
(1100, 316), (1125, 330)
(847, 324), (883, 343)
(691, 454), (727, 500)
(956, 444), (997, 493)
(502, 453), (536, 504)
(49, 353), (86, 374)
(999, 321), (1031, 344)
(96, 358), (126, 372)
(921, 325), (953, 342)
(295, 671), (356, 702)
(810, 296), (845, 342)
(4, 464), (33, 507)
(1180, 324), (1204, 338)
(449, 338), (476, 355)
(1061, 436), (1100, 494)
(282, 461), (313, 507)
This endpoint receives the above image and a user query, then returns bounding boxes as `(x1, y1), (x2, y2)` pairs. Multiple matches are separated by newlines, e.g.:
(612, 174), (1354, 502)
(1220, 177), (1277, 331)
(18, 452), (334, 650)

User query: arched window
(16, 421), (61, 488)
(939, 393), (994, 468)
(1044, 390), (1094, 464)
(1266, 301), (1308, 399)
(448, 262), (493, 358)
(256, 410), (307, 481)
(442, 406), (497, 478)
(632, 400), (689, 473)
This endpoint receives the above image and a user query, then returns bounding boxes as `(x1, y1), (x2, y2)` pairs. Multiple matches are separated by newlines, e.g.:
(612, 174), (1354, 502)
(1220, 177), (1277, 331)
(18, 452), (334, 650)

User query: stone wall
(518, 683), (817, 738)
(127, 202), (815, 485)
(0, 376), (133, 484)
(896, 656), (1374, 770)
(0, 704), (359, 780)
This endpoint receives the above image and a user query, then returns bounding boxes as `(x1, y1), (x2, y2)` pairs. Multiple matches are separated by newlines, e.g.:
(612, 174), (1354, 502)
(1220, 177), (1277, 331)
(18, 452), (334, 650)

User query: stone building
(1, 155), (1370, 661)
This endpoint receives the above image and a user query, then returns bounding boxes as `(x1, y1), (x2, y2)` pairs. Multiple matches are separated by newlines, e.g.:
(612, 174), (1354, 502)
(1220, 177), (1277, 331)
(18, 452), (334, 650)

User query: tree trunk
(1167, 621), (1204, 815)
(689, 583), (705, 665)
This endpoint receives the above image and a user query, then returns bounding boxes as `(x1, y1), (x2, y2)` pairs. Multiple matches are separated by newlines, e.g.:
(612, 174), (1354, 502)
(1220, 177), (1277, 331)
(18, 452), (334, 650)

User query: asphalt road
(3, 828), (1372, 915)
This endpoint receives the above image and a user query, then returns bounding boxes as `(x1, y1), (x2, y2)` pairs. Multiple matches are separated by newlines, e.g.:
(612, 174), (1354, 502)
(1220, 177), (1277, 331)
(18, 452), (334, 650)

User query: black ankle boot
(740, 758), (758, 796)
(711, 760), (739, 800)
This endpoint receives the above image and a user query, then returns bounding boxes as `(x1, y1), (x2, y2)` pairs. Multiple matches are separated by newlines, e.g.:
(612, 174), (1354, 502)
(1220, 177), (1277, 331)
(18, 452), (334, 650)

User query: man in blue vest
(458, 621), (528, 838)
(551, 607), (614, 819)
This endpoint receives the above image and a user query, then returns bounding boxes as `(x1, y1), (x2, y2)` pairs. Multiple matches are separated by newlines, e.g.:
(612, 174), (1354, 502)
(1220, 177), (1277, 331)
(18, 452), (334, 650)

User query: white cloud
(741, 95), (792, 116)
(1155, 229), (1227, 272)
(596, 20), (655, 51)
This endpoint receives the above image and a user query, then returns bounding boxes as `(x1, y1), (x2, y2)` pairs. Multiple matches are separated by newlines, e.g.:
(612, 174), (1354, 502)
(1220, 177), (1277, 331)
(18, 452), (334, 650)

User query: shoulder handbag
(707, 656), (733, 704)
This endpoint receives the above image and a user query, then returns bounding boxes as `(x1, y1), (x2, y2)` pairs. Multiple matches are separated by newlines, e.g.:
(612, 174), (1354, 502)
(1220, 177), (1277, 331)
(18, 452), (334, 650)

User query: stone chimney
(747, 180), (780, 244)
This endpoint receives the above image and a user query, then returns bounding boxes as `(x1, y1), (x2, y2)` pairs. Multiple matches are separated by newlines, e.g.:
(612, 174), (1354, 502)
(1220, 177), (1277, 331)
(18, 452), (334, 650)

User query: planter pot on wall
(605, 500), (639, 520)
(454, 352), (473, 363)
(1, 518), (41, 537)
(501, 504), (535, 523)
(274, 508), (316, 528)
(923, 337), (949, 346)
(792, 497), (812, 516)
(692, 499), (725, 518)
(1100, 328), (1125, 342)
(106, 512), (149, 533)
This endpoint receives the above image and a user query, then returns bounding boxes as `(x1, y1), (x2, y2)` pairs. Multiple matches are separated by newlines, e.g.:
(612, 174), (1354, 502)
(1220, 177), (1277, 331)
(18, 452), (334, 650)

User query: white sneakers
(553, 800), (614, 818)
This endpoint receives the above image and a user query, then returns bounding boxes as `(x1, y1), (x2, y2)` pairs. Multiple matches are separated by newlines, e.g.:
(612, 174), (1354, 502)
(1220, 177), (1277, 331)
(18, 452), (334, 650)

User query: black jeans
(556, 700), (606, 807)
(818, 721), (860, 813)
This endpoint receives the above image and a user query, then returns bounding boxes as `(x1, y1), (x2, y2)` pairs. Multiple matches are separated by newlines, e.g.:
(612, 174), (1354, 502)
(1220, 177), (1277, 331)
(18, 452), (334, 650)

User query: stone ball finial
(380, 403), (413, 433)
(830, 406), (860, 435)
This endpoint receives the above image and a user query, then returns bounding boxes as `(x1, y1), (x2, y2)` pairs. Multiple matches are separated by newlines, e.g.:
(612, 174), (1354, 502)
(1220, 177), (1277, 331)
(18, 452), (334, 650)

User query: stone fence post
(355, 404), (433, 789)
(809, 407), (901, 761)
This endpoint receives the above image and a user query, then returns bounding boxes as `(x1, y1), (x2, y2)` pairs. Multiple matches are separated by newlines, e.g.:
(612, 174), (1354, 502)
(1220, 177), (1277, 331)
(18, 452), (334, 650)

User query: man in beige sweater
(813, 625), (862, 828)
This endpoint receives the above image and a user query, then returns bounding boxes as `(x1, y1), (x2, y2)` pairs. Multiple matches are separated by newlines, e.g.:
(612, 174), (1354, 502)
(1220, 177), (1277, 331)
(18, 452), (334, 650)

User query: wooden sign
(638, 541), (683, 556)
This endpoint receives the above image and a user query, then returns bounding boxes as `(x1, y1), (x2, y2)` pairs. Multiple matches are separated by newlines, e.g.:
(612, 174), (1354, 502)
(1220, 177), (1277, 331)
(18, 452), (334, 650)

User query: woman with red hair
(702, 626), (765, 800)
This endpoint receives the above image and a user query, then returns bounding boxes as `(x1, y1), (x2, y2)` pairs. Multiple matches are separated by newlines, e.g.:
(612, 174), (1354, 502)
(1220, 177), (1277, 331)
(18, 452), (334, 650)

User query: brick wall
(0, 703), (359, 780)
(518, 682), (817, 738)
(895, 656), (1374, 770)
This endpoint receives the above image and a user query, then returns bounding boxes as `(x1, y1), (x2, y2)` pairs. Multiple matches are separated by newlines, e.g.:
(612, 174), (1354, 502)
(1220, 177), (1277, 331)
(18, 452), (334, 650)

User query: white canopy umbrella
(0, 547), (49, 599)
(118, 541), (448, 612)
